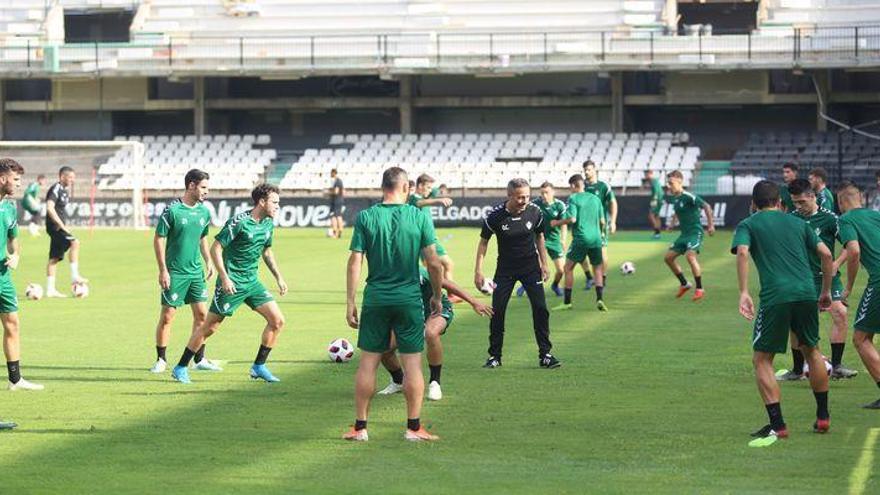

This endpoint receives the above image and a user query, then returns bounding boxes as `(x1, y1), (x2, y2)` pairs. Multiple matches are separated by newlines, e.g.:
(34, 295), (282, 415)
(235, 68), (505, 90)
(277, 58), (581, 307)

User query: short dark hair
(582, 160), (596, 169)
(0, 158), (22, 175)
(184, 169), (210, 189)
(37, 174), (46, 180)
(782, 162), (798, 172)
(787, 178), (814, 196)
(540, 181), (554, 189)
(667, 170), (683, 180)
(507, 178), (529, 194)
(568, 174), (584, 186)
(251, 183), (279, 204)
(382, 167), (408, 191)
(59, 166), (74, 176)
(416, 174), (434, 186)
(330, 168), (338, 175)
(809, 167), (828, 184)
(752, 180), (780, 208)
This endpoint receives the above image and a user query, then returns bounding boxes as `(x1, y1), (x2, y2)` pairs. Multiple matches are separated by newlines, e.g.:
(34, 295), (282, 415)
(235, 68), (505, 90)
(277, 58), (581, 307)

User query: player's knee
(853, 331), (869, 346)
(269, 315), (285, 332)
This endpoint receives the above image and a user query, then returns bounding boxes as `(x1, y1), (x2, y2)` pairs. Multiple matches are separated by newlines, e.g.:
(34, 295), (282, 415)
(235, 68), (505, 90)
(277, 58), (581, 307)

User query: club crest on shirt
(181, 218), (188, 225)
(501, 224), (510, 231)
(171, 293), (178, 301)
(526, 221), (533, 230)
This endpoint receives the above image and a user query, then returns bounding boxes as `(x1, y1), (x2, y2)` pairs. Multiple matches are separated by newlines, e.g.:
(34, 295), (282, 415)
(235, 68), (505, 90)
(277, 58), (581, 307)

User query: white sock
(70, 262), (80, 281)
(47, 275), (56, 292)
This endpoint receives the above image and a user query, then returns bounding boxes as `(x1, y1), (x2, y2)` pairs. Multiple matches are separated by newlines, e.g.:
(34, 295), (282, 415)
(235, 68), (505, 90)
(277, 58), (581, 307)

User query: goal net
(0, 141), (147, 229)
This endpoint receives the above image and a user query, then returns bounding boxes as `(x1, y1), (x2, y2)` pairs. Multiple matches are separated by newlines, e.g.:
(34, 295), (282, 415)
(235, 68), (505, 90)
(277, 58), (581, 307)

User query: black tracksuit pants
(488, 268), (552, 358)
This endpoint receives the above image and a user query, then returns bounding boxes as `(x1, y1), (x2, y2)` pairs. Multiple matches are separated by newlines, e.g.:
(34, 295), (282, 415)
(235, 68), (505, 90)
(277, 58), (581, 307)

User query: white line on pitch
(849, 427), (880, 495)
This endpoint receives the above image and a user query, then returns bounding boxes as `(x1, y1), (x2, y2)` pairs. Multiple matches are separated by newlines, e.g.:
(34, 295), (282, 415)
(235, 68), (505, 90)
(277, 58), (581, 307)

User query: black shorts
(329, 198), (345, 217)
(48, 229), (75, 260)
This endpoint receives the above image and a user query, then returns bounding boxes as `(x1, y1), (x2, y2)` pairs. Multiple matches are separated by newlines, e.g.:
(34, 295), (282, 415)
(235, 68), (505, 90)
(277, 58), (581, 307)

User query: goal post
(0, 140), (147, 230)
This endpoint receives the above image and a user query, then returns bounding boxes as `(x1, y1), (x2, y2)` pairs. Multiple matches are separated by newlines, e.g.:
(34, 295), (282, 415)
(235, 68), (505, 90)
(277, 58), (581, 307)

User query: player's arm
(702, 202), (715, 235)
(735, 245), (755, 320)
(443, 278), (493, 317)
(474, 236), (490, 290)
(346, 251), (363, 329)
(816, 242), (834, 310)
(608, 196), (618, 234)
(422, 244), (444, 315)
(199, 236), (214, 280)
(536, 232), (550, 281)
(210, 240), (235, 294)
(262, 246), (287, 296)
(153, 233), (170, 290)
(45, 199), (67, 233)
(416, 197), (452, 208)
(552, 217), (574, 227)
(5, 237), (20, 270)
(843, 240), (861, 300)
(560, 223), (568, 247)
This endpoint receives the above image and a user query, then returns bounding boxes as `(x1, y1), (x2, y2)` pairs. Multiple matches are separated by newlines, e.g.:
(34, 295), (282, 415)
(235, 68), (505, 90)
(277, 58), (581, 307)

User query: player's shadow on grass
(12, 428), (104, 435)
(27, 365), (146, 372)
(30, 375), (160, 383)
(117, 390), (223, 397)
(225, 359), (327, 365)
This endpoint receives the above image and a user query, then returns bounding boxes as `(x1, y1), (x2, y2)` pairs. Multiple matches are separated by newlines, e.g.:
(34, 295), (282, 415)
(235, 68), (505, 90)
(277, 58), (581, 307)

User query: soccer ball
(803, 355), (833, 377)
(480, 278), (497, 295)
(72, 281), (90, 298)
(25, 283), (43, 300)
(620, 261), (636, 275)
(328, 338), (354, 363)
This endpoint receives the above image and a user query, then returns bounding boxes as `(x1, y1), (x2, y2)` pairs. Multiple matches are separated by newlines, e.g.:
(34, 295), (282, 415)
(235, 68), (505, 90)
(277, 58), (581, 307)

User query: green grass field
(0, 227), (878, 494)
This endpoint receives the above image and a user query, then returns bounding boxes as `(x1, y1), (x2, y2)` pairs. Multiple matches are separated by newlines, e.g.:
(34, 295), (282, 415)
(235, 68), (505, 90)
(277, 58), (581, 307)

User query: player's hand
(707, 225), (716, 236)
(610, 221), (617, 235)
(204, 264), (215, 282)
(438, 198), (453, 207)
(474, 272), (485, 292)
(221, 276), (236, 295)
(842, 288), (851, 304)
(159, 269), (171, 290)
(819, 290), (833, 311)
(430, 296), (443, 316)
(471, 301), (494, 317)
(541, 265), (550, 282)
(346, 303), (359, 329)
(276, 277), (288, 296)
(738, 292), (755, 320)
(4, 254), (18, 270)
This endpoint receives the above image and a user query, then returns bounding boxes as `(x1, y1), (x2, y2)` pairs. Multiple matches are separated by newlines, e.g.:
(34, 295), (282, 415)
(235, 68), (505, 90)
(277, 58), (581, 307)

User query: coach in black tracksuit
(475, 178), (560, 370)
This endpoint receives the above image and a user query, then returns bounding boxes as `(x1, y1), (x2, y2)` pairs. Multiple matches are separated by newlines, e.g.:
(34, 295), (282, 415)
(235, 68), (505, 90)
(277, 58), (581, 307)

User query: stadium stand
(730, 131), (880, 185)
(279, 132), (698, 191)
(97, 134), (276, 191)
(0, 0), (46, 37)
(763, 0), (880, 27)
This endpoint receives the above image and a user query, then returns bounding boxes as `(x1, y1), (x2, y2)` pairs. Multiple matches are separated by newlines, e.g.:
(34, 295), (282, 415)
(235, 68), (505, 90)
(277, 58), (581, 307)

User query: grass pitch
(0, 227), (878, 494)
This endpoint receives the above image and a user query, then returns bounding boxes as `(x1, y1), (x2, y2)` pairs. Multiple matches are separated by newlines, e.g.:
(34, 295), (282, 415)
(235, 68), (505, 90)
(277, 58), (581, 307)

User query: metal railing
(0, 25), (878, 77)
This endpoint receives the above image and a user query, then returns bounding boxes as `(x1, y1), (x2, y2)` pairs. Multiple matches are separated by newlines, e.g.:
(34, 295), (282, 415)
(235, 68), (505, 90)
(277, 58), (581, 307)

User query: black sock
(429, 364), (442, 384)
(654, 228), (661, 234)
(603, 275), (607, 286)
(876, 381), (880, 390)
(814, 391), (830, 420)
(388, 367), (404, 385)
(6, 361), (20, 384)
(765, 402), (785, 430)
(830, 343), (845, 368)
(595, 285), (604, 301)
(564, 288), (572, 304)
(792, 348), (805, 374)
(407, 418), (420, 431)
(354, 419), (367, 431)
(675, 272), (688, 286)
(254, 345), (272, 365)
(585, 271), (593, 281)
(194, 344), (206, 363)
(156, 346), (167, 362)
(694, 276), (702, 289)
(177, 347), (196, 368)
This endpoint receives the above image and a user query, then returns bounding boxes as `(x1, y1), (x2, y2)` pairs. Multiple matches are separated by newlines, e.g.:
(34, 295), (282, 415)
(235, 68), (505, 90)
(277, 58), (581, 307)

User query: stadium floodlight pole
(0, 140), (147, 229)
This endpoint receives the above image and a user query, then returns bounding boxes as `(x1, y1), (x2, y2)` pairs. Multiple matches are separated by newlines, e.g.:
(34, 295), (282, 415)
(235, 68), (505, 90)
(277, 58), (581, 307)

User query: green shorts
(425, 299), (454, 335)
(650, 199), (662, 216)
(161, 275), (208, 308)
(670, 231), (703, 255)
(359, 303), (425, 354)
(814, 276), (845, 302)
(854, 284), (880, 334)
(209, 280), (274, 317)
(567, 240), (603, 266)
(546, 242), (565, 261)
(0, 279), (17, 314)
(752, 300), (819, 354)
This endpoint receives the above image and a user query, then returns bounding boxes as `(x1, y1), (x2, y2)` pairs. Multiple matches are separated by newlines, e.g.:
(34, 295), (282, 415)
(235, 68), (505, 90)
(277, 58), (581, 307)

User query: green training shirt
(23, 182), (39, 211)
(0, 200), (18, 279)
(350, 203), (436, 306)
(791, 207), (840, 282)
(533, 197), (567, 247)
(779, 183), (794, 212)
(667, 191), (707, 234)
(731, 210), (820, 306)
(215, 210), (274, 286)
(156, 199), (211, 278)
(585, 180), (614, 220)
(564, 191), (604, 248)
(839, 208), (880, 285)
(649, 178), (663, 209)
(817, 187), (835, 213)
